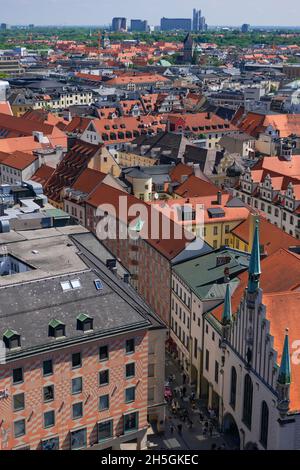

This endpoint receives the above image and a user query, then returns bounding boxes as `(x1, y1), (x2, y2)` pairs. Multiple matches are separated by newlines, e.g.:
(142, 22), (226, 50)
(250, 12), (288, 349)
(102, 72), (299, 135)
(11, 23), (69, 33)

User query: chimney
(206, 111), (211, 120)
(217, 191), (222, 205)
(106, 258), (117, 275)
(224, 267), (230, 283)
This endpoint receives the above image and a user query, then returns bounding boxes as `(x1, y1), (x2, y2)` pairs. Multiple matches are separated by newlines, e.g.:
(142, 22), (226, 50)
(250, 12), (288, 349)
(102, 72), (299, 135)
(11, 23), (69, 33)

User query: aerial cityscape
(1, 0), (300, 458)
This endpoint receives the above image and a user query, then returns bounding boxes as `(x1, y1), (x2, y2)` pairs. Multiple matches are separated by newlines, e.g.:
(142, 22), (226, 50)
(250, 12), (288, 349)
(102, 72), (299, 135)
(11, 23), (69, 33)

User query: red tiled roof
(252, 156), (300, 178)
(170, 163), (194, 183)
(75, 72), (102, 82)
(232, 214), (299, 254)
(0, 101), (13, 116)
(106, 73), (170, 86)
(72, 168), (107, 194)
(264, 291), (300, 412)
(45, 140), (101, 203)
(234, 112), (300, 138)
(31, 164), (55, 186)
(65, 116), (92, 134)
(167, 112), (237, 133)
(86, 183), (194, 260)
(174, 175), (221, 198)
(212, 248), (300, 323)
(0, 150), (37, 170)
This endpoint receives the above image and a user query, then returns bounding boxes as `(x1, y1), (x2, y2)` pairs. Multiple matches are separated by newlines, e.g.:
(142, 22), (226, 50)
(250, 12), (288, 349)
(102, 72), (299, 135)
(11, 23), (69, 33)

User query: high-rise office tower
(160, 18), (192, 31)
(130, 19), (148, 32)
(112, 17), (127, 32)
(192, 8), (207, 31)
(241, 23), (250, 33)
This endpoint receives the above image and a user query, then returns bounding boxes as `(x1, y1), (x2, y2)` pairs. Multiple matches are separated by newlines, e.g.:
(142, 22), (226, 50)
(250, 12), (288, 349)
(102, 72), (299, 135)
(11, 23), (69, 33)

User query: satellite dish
(154, 193), (159, 200)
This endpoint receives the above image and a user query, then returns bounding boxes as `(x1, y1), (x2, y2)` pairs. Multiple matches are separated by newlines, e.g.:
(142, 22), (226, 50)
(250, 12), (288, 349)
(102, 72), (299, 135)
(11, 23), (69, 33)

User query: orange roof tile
(232, 214), (299, 254)
(0, 101), (13, 116)
(86, 183), (194, 260)
(72, 168), (107, 194)
(263, 291), (300, 412)
(0, 150), (37, 170)
(31, 164), (55, 186)
(174, 175), (221, 198)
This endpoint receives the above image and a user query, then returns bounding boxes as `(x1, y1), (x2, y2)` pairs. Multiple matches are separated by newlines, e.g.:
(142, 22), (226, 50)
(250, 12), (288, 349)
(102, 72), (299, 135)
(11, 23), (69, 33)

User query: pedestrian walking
(209, 424), (213, 437)
(170, 424), (174, 434)
(182, 386), (186, 397)
(182, 373), (186, 385)
(177, 423), (182, 434)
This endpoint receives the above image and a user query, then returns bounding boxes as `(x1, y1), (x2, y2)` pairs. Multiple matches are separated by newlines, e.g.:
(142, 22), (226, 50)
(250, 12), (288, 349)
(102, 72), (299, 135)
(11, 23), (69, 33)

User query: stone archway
(223, 413), (240, 449)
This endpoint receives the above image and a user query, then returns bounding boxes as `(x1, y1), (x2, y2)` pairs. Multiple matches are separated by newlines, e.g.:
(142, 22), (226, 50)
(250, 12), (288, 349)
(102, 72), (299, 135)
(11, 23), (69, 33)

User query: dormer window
(48, 319), (66, 339)
(3, 329), (21, 350)
(77, 313), (93, 332)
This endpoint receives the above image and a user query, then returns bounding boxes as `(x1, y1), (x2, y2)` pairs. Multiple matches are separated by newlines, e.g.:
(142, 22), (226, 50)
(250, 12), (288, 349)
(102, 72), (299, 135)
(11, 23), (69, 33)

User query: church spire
(277, 329), (291, 417)
(222, 283), (232, 326)
(278, 329), (291, 385)
(248, 220), (261, 293)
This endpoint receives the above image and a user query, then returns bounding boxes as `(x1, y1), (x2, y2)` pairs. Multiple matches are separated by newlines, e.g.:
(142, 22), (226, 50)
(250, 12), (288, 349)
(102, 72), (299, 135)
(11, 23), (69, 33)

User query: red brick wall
(0, 330), (148, 450)
(85, 204), (171, 326)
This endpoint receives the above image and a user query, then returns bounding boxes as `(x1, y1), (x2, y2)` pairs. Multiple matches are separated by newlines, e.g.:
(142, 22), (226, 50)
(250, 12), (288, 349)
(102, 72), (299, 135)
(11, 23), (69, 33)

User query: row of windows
(230, 370), (269, 448)
(172, 280), (191, 308)
(13, 387), (136, 434)
(12, 363), (136, 411)
(173, 301), (190, 328)
(171, 319), (190, 351)
(11, 340), (136, 384)
(13, 364), (135, 407)
(13, 412), (139, 445)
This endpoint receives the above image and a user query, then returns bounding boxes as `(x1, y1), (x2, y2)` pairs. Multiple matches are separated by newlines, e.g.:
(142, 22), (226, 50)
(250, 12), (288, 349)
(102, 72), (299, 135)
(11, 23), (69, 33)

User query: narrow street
(147, 352), (230, 450)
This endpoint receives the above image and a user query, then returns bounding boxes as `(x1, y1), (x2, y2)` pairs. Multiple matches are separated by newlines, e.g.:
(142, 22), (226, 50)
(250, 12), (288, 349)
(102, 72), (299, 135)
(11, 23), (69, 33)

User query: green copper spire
(222, 284), (232, 326)
(278, 329), (291, 385)
(248, 220), (261, 293)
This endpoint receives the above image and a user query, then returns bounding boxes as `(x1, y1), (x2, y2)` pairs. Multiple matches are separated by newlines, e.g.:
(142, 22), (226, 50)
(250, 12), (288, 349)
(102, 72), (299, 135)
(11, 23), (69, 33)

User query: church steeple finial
(222, 283), (232, 326)
(278, 329), (291, 385)
(277, 328), (291, 417)
(248, 220), (261, 293)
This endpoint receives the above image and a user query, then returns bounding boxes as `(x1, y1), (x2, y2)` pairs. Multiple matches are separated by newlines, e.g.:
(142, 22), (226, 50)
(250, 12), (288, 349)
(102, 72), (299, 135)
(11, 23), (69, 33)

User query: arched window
(260, 401), (269, 448)
(242, 374), (253, 429)
(230, 367), (237, 409)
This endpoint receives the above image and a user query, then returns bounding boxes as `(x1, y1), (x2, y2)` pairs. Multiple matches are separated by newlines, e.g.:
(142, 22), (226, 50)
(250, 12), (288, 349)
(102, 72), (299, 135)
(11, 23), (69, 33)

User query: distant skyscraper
(112, 17), (127, 32)
(130, 19), (148, 32)
(0, 23), (7, 31)
(241, 23), (250, 33)
(160, 18), (192, 32)
(192, 8), (207, 32)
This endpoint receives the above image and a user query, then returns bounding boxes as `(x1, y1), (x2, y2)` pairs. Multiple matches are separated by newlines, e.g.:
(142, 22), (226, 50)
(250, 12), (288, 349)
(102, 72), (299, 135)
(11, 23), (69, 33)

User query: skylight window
(61, 281), (71, 291)
(71, 279), (81, 289)
(94, 279), (103, 291)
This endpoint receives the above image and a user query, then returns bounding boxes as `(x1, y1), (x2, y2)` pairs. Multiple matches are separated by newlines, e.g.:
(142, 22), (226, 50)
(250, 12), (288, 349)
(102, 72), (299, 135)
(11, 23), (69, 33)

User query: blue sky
(1, 0), (299, 26)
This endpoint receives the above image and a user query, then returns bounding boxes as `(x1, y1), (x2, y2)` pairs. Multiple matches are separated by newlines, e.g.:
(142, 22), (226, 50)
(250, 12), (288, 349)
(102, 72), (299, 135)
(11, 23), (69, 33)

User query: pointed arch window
(260, 401), (269, 448)
(242, 374), (253, 429)
(230, 366), (237, 409)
